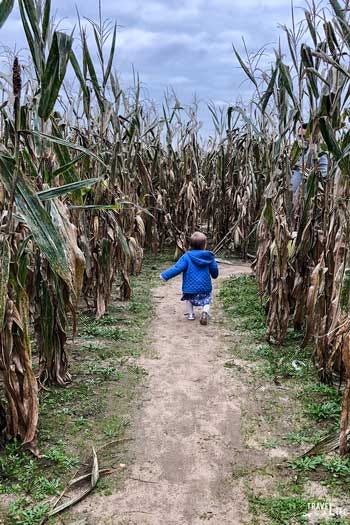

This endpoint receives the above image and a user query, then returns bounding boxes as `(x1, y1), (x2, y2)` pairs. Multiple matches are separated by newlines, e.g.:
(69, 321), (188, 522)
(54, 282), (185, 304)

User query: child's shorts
(181, 293), (212, 307)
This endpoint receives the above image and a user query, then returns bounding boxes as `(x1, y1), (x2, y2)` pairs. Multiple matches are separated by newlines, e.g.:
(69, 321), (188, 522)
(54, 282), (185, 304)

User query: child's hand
(159, 274), (165, 281)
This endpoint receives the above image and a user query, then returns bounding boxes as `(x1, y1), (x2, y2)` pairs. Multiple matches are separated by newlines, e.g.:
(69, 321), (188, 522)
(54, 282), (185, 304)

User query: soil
(74, 263), (265, 525)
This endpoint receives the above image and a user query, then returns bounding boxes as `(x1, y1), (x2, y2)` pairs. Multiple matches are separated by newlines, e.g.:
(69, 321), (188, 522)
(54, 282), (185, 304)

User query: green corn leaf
(312, 49), (350, 79)
(83, 32), (104, 110)
(18, 0), (43, 78)
(0, 154), (71, 285)
(304, 67), (331, 89)
(0, 234), (10, 330)
(22, 0), (41, 44)
(42, 0), (51, 45)
(37, 178), (100, 201)
(324, 20), (340, 58)
(142, 120), (160, 138)
(279, 60), (299, 104)
(51, 133), (78, 184)
(290, 140), (302, 167)
(0, 0), (14, 29)
(50, 119), (80, 183)
(260, 66), (278, 113)
(283, 27), (298, 72)
(336, 140), (350, 174)
(25, 129), (107, 167)
(232, 44), (257, 88)
(319, 117), (342, 160)
(304, 10), (318, 47)
(92, 24), (103, 66)
(38, 31), (73, 120)
(208, 104), (220, 135)
(227, 106), (234, 130)
(17, 235), (32, 288)
(17, 234), (33, 262)
(51, 153), (86, 179)
(330, 0), (345, 20)
(318, 93), (333, 118)
(301, 44), (319, 99)
(70, 50), (88, 94)
(330, 0), (350, 49)
(103, 23), (117, 88)
(22, 149), (38, 179)
(262, 198), (273, 228)
(110, 71), (122, 106)
(70, 49), (90, 117)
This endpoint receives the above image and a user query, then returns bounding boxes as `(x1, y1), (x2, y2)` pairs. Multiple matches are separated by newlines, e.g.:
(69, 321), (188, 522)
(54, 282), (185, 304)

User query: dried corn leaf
(48, 447), (100, 518)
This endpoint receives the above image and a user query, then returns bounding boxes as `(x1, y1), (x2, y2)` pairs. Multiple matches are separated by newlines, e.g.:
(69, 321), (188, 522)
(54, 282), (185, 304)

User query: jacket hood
(187, 250), (216, 267)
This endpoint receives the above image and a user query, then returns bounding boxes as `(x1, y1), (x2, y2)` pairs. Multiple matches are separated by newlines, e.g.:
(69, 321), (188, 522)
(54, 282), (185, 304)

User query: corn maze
(0, 0), (350, 505)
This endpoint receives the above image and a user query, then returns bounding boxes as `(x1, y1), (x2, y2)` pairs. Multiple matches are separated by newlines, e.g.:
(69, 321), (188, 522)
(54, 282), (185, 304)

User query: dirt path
(78, 263), (254, 525)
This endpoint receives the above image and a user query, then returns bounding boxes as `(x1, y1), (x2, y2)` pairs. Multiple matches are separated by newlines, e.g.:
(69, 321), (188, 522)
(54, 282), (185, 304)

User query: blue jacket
(161, 250), (219, 294)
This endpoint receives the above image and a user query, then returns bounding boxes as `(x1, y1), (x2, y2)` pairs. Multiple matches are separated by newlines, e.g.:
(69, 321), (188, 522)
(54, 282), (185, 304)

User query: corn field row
(1, 0), (350, 457)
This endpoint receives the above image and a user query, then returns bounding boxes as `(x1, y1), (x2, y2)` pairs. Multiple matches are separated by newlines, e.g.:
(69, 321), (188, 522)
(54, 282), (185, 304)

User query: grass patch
(7, 500), (50, 525)
(102, 416), (130, 439)
(80, 314), (122, 340)
(290, 455), (350, 479)
(220, 274), (266, 336)
(283, 429), (328, 446)
(250, 495), (312, 524)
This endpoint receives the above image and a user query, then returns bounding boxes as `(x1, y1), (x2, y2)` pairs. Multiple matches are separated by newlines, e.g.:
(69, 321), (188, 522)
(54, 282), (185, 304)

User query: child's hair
(189, 231), (207, 250)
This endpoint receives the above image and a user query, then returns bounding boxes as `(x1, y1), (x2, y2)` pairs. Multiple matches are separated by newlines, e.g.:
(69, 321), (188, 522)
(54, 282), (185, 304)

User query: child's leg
(200, 298), (211, 325)
(186, 300), (194, 316)
(203, 304), (210, 314)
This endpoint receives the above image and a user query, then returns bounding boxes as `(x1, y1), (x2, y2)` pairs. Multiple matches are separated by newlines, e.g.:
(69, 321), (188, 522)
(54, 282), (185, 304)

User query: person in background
(292, 123), (328, 194)
(160, 232), (219, 326)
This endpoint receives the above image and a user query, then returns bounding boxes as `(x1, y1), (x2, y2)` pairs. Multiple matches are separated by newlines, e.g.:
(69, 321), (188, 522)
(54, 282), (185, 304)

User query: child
(160, 232), (219, 325)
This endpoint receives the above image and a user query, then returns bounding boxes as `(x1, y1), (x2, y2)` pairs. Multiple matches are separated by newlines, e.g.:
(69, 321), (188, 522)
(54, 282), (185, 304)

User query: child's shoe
(200, 312), (209, 325)
(188, 313), (196, 321)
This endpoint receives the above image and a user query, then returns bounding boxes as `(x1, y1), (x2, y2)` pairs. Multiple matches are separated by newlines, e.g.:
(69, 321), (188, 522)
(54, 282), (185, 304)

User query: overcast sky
(0, 0), (310, 134)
